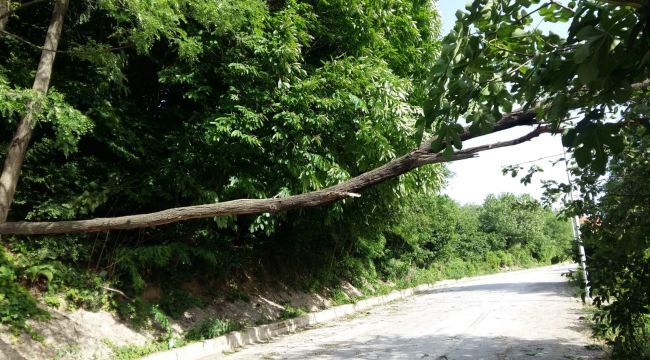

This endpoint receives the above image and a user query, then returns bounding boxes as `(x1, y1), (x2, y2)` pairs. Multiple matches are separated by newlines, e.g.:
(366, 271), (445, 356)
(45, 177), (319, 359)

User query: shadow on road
(224, 267), (599, 359)
(250, 333), (605, 359)
(418, 280), (572, 297)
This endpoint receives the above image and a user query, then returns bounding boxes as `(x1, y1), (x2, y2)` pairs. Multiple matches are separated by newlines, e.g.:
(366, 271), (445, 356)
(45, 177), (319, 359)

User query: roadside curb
(142, 264), (571, 360)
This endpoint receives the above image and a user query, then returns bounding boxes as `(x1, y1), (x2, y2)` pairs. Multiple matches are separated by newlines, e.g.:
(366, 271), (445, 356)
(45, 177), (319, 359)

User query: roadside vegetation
(2, 0), (650, 359)
(374, 192), (572, 288)
(559, 130), (650, 358)
(0, 0), (441, 339)
(1, 186), (573, 358)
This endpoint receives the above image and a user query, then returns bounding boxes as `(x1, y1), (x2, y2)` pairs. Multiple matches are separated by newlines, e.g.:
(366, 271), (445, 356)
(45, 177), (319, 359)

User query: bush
(484, 252), (500, 270)
(496, 251), (514, 267)
(278, 304), (307, 320)
(184, 318), (242, 341)
(0, 249), (50, 337)
(381, 258), (411, 280)
(442, 259), (470, 279)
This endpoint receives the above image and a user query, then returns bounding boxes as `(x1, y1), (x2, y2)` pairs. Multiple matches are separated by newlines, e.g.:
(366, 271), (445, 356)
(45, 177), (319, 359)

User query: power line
(506, 153), (565, 167)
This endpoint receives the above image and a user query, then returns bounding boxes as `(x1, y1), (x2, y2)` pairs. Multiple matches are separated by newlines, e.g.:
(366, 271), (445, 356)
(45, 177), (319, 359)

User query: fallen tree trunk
(0, 111), (549, 235)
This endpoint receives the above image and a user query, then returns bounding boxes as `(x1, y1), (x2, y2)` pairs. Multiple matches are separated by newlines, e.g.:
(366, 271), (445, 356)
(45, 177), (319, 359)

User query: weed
(330, 288), (352, 305)
(43, 293), (62, 308)
(278, 304), (307, 320)
(53, 344), (81, 360)
(159, 289), (205, 319)
(105, 338), (183, 360)
(0, 249), (50, 337)
(225, 287), (250, 303)
(117, 300), (172, 333)
(184, 318), (242, 341)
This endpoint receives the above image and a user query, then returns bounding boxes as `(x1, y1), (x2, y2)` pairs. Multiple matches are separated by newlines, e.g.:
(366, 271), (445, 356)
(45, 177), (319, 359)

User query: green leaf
(549, 93), (568, 121)
(562, 128), (577, 148)
(512, 28), (527, 38)
(608, 135), (625, 154)
(573, 45), (591, 64)
(575, 25), (603, 41)
(574, 146), (591, 168)
(577, 61), (599, 84)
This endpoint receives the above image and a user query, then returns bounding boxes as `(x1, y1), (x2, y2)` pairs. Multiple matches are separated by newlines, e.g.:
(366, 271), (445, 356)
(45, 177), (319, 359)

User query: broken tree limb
(0, 111), (548, 235)
(418, 109), (537, 151)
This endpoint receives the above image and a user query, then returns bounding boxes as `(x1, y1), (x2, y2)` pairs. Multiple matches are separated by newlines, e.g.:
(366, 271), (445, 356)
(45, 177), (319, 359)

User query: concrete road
(219, 265), (604, 360)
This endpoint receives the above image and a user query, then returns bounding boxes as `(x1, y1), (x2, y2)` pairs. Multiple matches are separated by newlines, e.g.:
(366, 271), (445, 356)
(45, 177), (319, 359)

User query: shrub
(278, 304), (308, 320)
(184, 319), (242, 341)
(0, 249), (50, 337)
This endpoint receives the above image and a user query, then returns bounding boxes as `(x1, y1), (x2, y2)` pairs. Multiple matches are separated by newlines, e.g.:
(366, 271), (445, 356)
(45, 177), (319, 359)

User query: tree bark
(0, 0), (69, 222)
(0, 114), (550, 235)
(0, 0), (9, 30)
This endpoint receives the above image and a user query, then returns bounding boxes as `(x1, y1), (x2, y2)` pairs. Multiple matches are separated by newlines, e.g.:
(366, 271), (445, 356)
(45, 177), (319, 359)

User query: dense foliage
(1, 0), (447, 333)
(563, 129), (650, 358)
(380, 192), (572, 284)
(424, 0), (650, 174)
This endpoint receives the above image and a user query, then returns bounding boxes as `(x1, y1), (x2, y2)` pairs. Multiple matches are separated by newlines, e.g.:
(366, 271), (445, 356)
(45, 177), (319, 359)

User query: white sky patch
(443, 127), (568, 204)
(437, 1), (571, 204)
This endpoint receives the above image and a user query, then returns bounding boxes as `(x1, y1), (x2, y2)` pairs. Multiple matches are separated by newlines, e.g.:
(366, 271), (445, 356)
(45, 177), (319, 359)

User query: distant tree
(479, 194), (545, 249)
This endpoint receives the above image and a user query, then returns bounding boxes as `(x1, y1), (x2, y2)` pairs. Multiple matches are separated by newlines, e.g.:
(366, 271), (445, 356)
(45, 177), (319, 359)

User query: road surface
(217, 265), (603, 360)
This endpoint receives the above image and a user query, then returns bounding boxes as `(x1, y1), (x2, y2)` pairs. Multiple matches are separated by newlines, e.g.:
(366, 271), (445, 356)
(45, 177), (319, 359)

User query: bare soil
(0, 280), (363, 360)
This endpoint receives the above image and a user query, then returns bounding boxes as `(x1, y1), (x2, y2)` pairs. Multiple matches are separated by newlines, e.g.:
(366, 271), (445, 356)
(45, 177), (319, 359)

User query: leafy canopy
(424, 0), (650, 173)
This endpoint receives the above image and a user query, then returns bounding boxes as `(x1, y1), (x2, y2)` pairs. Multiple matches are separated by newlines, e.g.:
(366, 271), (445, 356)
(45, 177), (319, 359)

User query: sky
(437, 1), (570, 205)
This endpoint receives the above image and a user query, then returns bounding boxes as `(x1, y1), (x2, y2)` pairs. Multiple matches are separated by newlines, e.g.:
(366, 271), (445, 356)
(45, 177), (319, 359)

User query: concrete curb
(141, 283), (433, 360)
(142, 264), (571, 360)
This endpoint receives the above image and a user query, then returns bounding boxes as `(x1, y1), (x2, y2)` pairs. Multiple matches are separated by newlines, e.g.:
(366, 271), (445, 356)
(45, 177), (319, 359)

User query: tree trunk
(0, 0), (69, 222)
(0, 0), (9, 30)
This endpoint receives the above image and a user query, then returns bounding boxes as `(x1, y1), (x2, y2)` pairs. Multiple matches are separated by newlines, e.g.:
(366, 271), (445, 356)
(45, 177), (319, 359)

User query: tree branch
(0, 0), (47, 22)
(0, 111), (546, 235)
(418, 108), (538, 151)
(456, 125), (552, 155)
(1, 29), (131, 54)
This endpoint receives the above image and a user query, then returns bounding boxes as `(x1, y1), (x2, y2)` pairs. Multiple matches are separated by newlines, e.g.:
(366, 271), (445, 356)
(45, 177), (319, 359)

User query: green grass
(184, 318), (242, 341)
(105, 338), (181, 360)
(277, 304), (307, 320)
(329, 288), (353, 306)
(105, 318), (242, 359)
